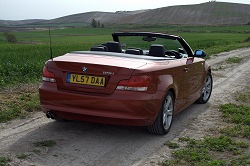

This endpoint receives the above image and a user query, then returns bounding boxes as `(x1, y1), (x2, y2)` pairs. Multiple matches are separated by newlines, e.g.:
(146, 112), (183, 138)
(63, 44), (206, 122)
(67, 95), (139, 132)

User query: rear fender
(158, 75), (175, 92)
(157, 74), (183, 114)
(157, 74), (177, 102)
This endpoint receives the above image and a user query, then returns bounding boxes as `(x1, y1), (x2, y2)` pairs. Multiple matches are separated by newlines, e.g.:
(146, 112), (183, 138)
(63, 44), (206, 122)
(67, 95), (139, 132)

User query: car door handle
(183, 67), (189, 72)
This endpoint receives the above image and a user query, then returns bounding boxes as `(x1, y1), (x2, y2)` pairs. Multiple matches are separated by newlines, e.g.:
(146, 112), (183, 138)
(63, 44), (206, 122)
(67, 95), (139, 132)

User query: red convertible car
(39, 32), (212, 135)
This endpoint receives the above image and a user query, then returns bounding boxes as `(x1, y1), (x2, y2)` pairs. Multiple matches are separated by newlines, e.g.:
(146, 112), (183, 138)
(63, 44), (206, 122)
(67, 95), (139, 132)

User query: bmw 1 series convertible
(39, 32), (212, 135)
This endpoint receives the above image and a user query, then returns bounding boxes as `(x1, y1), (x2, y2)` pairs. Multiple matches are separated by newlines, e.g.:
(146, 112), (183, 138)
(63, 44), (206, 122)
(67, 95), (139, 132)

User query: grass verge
(16, 153), (30, 159)
(226, 57), (242, 64)
(0, 156), (11, 166)
(161, 135), (249, 166)
(0, 85), (40, 122)
(219, 104), (250, 139)
(235, 86), (250, 105)
(33, 140), (57, 148)
(161, 87), (250, 165)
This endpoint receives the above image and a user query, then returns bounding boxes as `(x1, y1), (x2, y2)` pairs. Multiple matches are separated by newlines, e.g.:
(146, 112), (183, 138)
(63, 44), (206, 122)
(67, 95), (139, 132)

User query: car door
(181, 57), (205, 103)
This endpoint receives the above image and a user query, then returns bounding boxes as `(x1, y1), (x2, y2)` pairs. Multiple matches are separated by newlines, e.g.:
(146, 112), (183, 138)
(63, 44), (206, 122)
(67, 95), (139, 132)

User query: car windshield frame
(112, 32), (194, 57)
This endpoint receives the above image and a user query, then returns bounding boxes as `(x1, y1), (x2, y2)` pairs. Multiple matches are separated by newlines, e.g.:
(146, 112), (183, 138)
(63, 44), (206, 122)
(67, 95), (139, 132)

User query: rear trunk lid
(46, 52), (147, 94)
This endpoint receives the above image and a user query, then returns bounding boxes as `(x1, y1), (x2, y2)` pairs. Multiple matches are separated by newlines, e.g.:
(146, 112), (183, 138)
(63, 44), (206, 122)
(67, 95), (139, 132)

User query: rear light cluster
(116, 75), (150, 91)
(42, 66), (56, 83)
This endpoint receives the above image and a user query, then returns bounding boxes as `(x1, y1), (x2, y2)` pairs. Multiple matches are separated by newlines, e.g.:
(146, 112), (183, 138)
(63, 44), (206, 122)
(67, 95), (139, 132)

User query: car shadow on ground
(8, 102), (211, 165)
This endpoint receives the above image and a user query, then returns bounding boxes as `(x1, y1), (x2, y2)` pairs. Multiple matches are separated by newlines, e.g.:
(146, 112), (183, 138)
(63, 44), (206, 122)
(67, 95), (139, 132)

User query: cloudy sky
(0, 0), (249, 20)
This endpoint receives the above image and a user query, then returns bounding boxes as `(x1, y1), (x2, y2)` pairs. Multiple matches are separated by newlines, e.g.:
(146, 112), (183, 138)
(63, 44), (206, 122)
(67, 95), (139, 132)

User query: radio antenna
(49, 27), (53, 60)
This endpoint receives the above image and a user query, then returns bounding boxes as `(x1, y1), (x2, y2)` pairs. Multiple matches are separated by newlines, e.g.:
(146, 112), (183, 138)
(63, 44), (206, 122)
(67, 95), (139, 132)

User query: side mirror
(194, 50), (206, 58)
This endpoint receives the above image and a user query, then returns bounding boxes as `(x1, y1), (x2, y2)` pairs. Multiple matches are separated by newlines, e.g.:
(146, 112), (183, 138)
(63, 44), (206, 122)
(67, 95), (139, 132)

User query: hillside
(33, 12), (132, 25)
(1, 2), (249, 26)
(31, 9), (150, 26)
(0, 19), (46, 26)
(113, 2), (250, 25)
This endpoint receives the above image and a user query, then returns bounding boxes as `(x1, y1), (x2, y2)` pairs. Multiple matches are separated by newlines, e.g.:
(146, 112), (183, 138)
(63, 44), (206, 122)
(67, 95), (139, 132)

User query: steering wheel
(165, 50), (182, 59)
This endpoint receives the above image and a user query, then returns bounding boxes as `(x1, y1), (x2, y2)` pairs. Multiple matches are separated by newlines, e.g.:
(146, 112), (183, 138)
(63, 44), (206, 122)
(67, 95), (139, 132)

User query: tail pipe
(46, 111), (56, 119)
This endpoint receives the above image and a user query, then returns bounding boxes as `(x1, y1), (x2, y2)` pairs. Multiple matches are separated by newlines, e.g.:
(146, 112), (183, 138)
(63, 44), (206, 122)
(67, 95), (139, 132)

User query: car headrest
(107, 41), (122, 53)
(149, 44), (165, 57)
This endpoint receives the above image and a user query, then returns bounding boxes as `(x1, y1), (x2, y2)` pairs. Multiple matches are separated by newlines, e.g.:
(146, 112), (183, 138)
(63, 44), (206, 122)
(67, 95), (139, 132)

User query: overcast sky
(0, 0), (249, 20)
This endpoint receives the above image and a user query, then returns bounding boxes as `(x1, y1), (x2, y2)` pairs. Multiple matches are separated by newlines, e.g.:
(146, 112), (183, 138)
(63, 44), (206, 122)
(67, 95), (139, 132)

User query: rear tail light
(42, 66), (56, 83)
(116, 75), (150, 91)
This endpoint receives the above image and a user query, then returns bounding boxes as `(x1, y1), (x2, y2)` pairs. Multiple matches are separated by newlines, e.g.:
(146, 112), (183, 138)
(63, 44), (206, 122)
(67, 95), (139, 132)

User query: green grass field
(0, 25), (249, 89)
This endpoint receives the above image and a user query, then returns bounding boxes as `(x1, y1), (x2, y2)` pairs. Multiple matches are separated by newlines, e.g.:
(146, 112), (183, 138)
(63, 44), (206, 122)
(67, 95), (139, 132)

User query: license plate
(67, 74), (105, 87)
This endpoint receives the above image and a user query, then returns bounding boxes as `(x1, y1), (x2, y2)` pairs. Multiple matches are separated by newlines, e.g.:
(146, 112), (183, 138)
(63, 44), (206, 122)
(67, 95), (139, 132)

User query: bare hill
(1, 2), (249, 26)
(113, 2), (250, 25)
(35, 12), (132, 25)
(0, 19), (46, 26)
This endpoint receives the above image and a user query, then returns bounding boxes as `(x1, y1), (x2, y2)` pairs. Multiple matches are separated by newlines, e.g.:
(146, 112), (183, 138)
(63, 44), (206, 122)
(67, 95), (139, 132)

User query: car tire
(148, 91), (174, 135)
(196, 72), (213, 104)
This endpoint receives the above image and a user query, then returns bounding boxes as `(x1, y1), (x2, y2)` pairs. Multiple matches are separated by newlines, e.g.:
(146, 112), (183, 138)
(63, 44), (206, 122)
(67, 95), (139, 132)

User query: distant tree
(3, 32), (17, 43)
(97, 21), (101, 28)
(91, 19), (97, 28)
(90, 19), (104, 28)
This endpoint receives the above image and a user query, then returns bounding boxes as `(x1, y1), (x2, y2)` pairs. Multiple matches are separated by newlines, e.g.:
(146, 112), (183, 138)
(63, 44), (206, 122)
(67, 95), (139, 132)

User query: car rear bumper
(39, 82), (165, 126)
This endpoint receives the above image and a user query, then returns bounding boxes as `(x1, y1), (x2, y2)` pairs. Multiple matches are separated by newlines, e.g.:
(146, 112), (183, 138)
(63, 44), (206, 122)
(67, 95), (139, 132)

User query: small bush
(3, 32), (17, 43)
(33, 140), (56, 147)
(244, 36), (250, 42)
(164, 141), (180, 149)
(220, 104), (250, 125)
(226, 57), (242, 64)
(0, 156), (11, 166)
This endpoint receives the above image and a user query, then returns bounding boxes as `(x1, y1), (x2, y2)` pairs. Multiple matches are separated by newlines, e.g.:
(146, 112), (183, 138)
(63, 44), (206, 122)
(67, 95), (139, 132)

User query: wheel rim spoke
(203, 75), (212, 100)
(163, 95), (173, 130)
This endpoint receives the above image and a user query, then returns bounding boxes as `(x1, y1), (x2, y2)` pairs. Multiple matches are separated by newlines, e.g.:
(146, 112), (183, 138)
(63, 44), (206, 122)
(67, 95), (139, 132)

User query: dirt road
(1, 48), (250, 166)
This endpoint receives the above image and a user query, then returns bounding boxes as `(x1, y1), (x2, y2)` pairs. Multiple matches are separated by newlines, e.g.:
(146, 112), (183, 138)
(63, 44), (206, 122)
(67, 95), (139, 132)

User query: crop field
(0, 25), (250, 89)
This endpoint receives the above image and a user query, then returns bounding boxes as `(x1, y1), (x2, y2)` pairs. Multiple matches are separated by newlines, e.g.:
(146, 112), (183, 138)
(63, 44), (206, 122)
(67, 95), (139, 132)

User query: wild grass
(162, 87), (250, 165)
(220, 104), (250, 125)
(16, 153), (30, 159)
(226, 57), (242, 64)
(33, 140), (57, 147)
(0, 43), (94, 88)
(162, 136), (249, 166)
(0, 91), (39, 122)
(164, 141), (180, 149)
(0, 156), (11, 166)
(219, 103), (250, 138)
(0, 28), (115, 89)
(236, 86), (250, 104)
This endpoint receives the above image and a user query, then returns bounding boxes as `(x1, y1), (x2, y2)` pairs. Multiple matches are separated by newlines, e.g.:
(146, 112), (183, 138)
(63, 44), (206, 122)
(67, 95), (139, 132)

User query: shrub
(244, 36), (250, 42)
(3, 32), (17, 43)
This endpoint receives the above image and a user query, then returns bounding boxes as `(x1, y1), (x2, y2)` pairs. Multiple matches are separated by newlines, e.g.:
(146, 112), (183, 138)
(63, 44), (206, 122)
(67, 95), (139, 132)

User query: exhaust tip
(46, 111), (56, 119)
(50, 113), (55, 119)
(46, 112), (51, 118)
